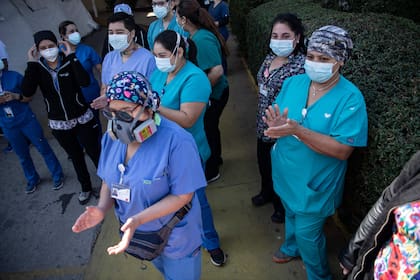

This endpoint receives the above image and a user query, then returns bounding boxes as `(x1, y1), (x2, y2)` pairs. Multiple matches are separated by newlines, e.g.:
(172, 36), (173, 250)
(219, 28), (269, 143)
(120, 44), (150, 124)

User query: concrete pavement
(0, 12), (347, 280)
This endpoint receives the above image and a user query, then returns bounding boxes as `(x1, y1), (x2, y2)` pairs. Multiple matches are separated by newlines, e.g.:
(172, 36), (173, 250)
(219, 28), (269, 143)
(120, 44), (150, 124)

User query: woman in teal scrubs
(176, 0), (229, 183)
(150, 30), (227, 267)
(147, 0), (188, 50)
(264, 25), (368, 280)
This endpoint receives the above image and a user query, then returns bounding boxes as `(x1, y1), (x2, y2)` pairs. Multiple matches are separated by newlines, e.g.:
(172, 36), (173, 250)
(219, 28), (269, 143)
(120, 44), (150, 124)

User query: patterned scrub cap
(307, 25), (353, 62)
(106, 71), (160, 112)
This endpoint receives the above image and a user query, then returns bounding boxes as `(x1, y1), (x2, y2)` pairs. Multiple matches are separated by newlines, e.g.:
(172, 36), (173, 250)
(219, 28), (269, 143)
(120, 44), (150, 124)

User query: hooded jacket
(339, 151), (420, 279)
(22, 52), (90, 121)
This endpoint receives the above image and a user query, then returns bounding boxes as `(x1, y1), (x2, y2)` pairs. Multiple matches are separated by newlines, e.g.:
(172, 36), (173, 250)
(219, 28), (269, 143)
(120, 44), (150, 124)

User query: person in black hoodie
(22, 30), (101, 204)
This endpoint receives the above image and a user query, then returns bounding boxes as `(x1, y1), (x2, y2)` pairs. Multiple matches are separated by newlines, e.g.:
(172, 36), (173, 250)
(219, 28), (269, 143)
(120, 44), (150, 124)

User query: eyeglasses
(152, 1), (167, 7)
(102, 104), (140, 122)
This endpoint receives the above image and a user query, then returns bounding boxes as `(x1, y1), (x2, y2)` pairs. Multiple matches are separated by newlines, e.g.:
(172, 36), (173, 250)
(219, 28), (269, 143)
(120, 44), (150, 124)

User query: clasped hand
(0, 92), (20, 104)
(263, 104), (299, 138)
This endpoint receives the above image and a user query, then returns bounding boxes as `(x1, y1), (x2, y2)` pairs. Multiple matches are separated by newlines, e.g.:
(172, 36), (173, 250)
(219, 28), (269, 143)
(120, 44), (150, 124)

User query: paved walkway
(0, 13), (347, 280)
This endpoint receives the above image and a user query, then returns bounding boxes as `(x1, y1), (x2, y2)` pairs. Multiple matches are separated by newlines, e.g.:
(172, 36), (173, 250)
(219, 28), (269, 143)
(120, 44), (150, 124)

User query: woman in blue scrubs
(264, 25), (368, 280)
(150, 30), (227, 267)
(72, 71), (205, 280)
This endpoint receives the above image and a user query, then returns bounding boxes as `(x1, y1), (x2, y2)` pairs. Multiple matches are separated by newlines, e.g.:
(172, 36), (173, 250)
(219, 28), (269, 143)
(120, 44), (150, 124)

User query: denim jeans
(196, 187), (220, 250)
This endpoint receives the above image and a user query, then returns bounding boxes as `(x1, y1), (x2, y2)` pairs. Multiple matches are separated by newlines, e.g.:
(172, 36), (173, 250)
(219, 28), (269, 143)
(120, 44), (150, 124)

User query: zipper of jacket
(354, 197), (420, 279)
(39, 60), (71, 121)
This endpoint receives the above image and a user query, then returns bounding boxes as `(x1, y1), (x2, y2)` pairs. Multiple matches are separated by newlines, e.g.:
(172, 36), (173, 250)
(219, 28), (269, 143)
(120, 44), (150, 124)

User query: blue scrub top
(98, 115), (205, 258)
(271, 74), (368, 216)
(150, 61), (211, 163)
(0, 70), (33, 128)
(75, 44), (101, 103)
(147, 16), (189, 51)
(101, 48), (156, 86)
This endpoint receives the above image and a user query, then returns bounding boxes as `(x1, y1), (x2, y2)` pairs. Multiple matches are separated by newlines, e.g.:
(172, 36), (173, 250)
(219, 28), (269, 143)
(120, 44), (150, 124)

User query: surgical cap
(307, 25), (353, 62)
(106, 71), (160, 112)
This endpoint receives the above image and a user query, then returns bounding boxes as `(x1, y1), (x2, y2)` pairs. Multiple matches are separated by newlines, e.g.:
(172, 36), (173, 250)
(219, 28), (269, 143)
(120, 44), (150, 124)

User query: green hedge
(243, 0), (420, 228)
(229, 0), (270, 55)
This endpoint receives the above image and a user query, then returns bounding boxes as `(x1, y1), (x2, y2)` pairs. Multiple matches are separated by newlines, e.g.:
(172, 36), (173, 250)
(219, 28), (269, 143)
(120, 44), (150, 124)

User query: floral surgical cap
(106, 71), (160, 112)
(307, 25), (353, 62)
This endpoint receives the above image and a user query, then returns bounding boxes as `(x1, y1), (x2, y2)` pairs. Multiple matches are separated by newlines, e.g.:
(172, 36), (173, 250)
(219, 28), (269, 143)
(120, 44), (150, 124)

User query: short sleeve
(194, 32), (222, 71)
(331, 92), (368, 147)
(89, 47), (101, 66)
(179, 71), (211, 104)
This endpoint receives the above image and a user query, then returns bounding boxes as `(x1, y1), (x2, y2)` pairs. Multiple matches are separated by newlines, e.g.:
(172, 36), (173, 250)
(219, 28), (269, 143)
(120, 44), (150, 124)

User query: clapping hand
(263, 105), (299, 138)
(58, 40), (73, 56)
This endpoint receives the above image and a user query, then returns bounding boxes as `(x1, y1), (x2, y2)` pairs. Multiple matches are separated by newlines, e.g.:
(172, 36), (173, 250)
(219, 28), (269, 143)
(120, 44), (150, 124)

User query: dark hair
(107, 12), (136, 31)
(177, 0), (229, 57)
(270, 13), (306, 55)
(154, 30), (198, 66)
(58, 20), (76, 36)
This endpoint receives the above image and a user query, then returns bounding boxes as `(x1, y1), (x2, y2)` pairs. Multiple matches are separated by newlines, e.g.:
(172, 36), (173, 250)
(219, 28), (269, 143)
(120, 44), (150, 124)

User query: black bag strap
(165, 202), (192, 229)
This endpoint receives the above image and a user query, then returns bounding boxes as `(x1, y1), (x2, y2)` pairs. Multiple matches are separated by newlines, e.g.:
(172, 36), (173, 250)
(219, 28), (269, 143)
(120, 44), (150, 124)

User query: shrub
(245, 0), (420, 228)
(229, 0), (269, 55)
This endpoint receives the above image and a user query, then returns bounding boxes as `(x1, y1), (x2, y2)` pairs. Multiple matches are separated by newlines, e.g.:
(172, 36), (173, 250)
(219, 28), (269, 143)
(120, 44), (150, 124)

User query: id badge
(111, 183), (131, 203)
(259, 84), (268, 97)
(4, 107), (14, 118)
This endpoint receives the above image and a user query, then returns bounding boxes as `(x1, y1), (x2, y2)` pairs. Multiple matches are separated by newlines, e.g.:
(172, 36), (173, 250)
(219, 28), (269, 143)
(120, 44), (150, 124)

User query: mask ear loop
(170, 32), (181, 69)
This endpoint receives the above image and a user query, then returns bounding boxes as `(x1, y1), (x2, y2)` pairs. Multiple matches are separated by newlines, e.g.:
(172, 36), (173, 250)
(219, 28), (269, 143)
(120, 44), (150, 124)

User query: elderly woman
(72, 71), (205, 280)
(264, 25), (368, 279)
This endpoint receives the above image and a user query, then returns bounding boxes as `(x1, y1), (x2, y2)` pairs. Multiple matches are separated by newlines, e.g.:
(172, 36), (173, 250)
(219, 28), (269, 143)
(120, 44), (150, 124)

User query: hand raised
(59, 40), (73, 56)
(262, 104), (288, 127)
(27, 44), (39, 61)
(91, 95), (108, 110)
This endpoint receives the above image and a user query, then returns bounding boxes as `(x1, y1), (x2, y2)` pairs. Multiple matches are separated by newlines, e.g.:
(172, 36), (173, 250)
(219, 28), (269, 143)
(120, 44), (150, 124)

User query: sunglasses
(102, 104), (140, 122)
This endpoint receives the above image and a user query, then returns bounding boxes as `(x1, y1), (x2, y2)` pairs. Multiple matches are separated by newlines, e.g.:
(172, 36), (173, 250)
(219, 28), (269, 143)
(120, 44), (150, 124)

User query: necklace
(310, 75), (339, 96)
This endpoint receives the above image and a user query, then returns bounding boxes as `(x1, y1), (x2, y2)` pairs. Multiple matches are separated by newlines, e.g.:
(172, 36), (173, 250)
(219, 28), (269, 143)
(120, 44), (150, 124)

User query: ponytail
(177, 0), (229, 57)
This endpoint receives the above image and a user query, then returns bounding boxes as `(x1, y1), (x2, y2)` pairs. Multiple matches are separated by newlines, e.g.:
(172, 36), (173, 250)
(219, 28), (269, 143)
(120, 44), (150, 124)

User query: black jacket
(339, 151), (420, 280)
(22, 52), (90, 121)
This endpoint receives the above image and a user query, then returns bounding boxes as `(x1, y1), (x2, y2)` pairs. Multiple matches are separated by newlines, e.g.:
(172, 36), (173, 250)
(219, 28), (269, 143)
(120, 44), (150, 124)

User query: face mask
(269, 39), (294, 57)
(40, 47), (59, 62)
(155, 34), (180, 73)
(155, 56), (176, 72)
(0, 60), (4, 71)
(68, 32), (81, 45)
(109, 34), (131, 52)
(106, 108), (157, 144)
(304, 60), (337, 83)
(153, 5), (169, 19)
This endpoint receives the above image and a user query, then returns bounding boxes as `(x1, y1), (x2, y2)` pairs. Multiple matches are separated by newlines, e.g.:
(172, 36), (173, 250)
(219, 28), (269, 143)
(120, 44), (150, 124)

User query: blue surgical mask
(269, 39), (294, 57)
(68, 32), (81, 45)
(304, 60), (337, 83)
(153, 5), (169, 19)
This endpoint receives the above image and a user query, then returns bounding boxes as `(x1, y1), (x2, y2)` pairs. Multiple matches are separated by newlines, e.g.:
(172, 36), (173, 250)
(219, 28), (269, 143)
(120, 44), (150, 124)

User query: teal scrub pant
(280, 211), (332, 280)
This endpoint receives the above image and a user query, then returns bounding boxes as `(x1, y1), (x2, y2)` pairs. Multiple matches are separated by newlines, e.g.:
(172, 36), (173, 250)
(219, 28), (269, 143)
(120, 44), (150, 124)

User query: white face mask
(155, 56), (176, 72)
(68, 32), (81, 45)
(40, 47), (59, 62)
(269, 39), (294, 57)
(304, 60), (338, 83)
(153, 5), (169, 19)
(109, 34), (131, 52)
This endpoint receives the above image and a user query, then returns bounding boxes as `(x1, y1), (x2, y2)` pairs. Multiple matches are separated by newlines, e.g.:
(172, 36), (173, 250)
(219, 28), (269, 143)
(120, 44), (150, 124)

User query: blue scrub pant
(280, 210), (332, 280)
(152, 248), (201, 280)
(196, 187), (220, 250)
(2, 114), (63, 187)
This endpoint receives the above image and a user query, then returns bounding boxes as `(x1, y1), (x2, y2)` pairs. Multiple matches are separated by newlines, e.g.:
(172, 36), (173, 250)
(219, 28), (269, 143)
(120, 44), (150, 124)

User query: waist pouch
(119, 203), (191, 261)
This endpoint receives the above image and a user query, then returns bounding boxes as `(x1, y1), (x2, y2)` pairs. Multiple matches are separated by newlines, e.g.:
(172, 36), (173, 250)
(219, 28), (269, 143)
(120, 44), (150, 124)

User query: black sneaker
(209, 248), (227, 266)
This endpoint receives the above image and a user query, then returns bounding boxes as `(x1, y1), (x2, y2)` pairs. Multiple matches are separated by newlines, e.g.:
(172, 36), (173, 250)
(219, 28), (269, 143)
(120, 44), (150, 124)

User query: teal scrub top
(150, 61), (211, 162)
(271, 74), (368, 216)
(147, 16), (189, 50)
(191, 29), (228, 100)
